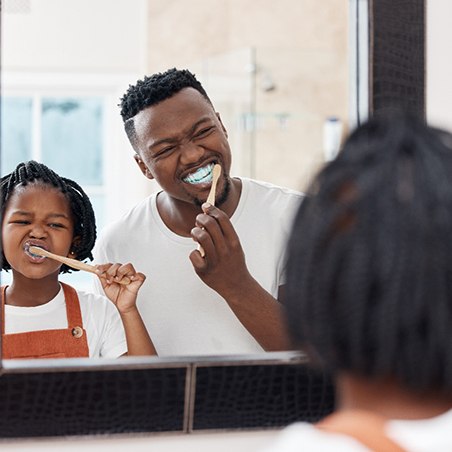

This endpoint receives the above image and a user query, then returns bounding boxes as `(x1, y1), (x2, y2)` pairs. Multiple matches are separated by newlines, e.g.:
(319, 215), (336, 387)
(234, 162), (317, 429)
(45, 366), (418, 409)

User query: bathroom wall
(427, 0), (452, 130)
(146, 0), (349, 192)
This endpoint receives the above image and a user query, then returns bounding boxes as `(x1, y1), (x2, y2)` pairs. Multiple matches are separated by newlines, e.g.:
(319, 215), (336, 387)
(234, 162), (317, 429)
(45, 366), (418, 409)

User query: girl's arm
(96, 263), (157, 356)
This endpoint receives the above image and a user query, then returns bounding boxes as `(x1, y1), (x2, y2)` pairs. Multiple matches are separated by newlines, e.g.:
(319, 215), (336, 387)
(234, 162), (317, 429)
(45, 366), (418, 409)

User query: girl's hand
(95, 262), (146, 314)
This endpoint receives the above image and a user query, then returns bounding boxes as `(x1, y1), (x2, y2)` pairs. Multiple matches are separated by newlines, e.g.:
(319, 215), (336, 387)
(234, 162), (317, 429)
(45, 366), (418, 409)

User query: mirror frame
(0, 352), (335, 437)
(367, 0), (425, 119)
(0, 0), (426, 438)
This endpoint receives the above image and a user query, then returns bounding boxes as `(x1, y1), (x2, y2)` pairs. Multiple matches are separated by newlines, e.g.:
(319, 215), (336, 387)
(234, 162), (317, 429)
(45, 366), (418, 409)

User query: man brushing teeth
(93, 68), (303, 357)
(182, 162), (230, 207)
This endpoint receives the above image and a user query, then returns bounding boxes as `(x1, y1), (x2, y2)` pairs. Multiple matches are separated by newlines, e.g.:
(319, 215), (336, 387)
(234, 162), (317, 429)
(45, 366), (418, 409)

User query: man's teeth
(183, 164), (214, 185)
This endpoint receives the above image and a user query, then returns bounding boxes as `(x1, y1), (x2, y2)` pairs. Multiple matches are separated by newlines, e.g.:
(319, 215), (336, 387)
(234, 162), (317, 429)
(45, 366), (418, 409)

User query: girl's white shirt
(4, 284), (127, 358)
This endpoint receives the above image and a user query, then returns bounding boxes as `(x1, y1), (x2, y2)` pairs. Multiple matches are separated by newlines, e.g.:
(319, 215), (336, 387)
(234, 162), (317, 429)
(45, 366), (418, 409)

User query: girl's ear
(69, 236), (82, 258)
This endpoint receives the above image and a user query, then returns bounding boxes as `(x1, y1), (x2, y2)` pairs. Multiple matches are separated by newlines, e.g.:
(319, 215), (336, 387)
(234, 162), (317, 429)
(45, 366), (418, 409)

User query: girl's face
(2, 182), (76, 281)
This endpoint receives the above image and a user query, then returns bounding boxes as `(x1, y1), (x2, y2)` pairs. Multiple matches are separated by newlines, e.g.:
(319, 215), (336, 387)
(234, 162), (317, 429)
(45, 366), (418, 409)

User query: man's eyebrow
(149, 117), (213, 150)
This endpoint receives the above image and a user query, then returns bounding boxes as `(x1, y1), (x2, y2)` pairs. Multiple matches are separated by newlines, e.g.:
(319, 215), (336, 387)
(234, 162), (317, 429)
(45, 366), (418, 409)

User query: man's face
(132, 87), (232, 207)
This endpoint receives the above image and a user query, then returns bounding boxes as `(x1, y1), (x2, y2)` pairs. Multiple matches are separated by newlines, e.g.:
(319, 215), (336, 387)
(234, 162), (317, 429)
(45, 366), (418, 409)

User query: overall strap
(316, 409), (406, 452)
(1, 286), (6, 335)
(60, 282), (84, 328)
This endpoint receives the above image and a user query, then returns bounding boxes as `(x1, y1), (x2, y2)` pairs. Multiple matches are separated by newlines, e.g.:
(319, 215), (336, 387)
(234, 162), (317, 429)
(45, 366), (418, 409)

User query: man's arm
(190, 203), (291, 351)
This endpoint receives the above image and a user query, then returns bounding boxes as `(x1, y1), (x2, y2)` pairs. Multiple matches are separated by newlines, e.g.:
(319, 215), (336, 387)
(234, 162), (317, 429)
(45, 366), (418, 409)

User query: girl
(264, 113), (452, 451)
(1, 160), (156, 359)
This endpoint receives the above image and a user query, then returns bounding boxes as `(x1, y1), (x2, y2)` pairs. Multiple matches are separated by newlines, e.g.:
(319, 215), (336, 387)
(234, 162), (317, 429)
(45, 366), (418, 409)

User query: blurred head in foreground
(285, 113), (452, 397)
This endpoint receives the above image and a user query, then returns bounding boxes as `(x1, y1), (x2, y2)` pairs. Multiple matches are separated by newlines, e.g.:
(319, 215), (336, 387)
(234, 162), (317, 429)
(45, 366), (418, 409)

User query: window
(1, 94), (106, 289)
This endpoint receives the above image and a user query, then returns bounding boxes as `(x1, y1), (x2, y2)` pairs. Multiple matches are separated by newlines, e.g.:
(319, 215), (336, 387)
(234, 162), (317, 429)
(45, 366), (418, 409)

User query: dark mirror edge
(0, 351), (337, 437)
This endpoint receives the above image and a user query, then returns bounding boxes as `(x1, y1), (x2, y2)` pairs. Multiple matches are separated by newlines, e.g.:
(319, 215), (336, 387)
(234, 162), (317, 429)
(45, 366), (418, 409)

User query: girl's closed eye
(48, 223), (66, 229)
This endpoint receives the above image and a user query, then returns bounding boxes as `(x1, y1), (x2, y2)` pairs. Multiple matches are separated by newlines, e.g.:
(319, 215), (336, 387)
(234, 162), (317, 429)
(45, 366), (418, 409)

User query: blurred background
(1, 0), (350, 224)
(1, 0), (450, 299)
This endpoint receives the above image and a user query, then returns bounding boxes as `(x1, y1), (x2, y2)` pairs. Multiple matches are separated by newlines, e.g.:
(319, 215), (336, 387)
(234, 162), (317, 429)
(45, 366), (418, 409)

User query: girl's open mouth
(23, 242), (47, 262)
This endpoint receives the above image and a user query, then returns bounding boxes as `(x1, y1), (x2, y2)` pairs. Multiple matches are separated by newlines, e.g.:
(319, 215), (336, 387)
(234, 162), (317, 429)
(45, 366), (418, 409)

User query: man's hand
(190, 203), (254, 297)
(189, 203), (290, 351)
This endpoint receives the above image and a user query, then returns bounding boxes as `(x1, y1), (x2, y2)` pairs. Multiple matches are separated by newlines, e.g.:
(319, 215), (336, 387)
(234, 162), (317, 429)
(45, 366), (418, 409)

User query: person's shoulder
(241, 178), (304, 215)
(76, 289), (111, 307)
(243, 177), (304, 200)
(76, 289), (120, 318)
(99, 194), (156, 236)
(261, 421), (369, 452)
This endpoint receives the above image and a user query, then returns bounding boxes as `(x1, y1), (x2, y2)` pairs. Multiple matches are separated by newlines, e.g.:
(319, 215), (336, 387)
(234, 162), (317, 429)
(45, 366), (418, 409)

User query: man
(93, 68), (303, 356)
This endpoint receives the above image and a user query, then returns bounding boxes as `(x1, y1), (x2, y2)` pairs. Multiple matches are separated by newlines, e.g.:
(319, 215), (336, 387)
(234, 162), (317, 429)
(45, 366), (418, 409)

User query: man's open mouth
(183, 163), (215, 185)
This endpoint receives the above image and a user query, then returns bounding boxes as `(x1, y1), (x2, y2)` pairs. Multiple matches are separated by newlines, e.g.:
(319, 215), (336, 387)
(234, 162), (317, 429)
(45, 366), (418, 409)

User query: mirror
(1, 0), (352, 361)
(426, 0), (451, 130)
(0, 0), (428, 439)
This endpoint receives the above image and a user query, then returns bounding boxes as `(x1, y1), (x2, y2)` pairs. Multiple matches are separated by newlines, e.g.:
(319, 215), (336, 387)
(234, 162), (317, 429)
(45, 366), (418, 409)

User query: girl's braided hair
(285, 113), (452, 394)
(1, 160), (96, 273)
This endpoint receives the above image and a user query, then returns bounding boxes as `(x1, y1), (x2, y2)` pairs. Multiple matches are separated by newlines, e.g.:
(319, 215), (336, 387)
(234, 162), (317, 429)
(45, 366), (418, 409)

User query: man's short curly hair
(119, 68), (212, 151)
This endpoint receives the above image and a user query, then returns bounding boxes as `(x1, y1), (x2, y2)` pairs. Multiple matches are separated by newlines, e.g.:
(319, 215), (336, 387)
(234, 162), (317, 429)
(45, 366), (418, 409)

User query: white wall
(1, 0), (156, 224)
(2, 0), (147, 72)
(427, 0), (452, 130)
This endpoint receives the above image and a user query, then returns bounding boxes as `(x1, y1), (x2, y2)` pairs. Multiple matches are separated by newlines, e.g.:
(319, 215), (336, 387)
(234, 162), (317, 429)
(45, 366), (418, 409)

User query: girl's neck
(336, 372), (452, 420)
(6, 275), (61, 307)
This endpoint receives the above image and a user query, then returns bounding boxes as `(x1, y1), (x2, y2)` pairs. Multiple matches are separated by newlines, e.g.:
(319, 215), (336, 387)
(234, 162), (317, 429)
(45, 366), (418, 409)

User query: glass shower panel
(188, 43), (348, 193)
(252, 47), (349, 192)
(41, 97), (104, 185)
(189, 48), (256, 179)
(1, 97), (33, 174)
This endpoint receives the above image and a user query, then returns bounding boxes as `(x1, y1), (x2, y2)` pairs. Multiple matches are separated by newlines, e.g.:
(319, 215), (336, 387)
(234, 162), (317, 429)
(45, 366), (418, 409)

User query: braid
(1, 160), (96, 273)
(285, 113), (452, 394)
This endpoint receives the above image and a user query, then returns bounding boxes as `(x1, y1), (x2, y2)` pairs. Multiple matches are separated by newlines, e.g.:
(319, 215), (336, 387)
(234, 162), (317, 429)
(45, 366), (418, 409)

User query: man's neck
(156, 177), (242, 237)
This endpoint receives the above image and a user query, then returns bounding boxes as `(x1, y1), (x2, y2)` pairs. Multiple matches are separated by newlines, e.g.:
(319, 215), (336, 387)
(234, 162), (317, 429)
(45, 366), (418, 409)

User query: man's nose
(180, 140), (205, 164)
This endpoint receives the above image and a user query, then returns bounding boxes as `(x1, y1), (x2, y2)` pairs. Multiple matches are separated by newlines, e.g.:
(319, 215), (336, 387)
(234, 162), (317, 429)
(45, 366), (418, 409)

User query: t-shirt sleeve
(260, 422), (370, 452)
(80, 291), (127, 358)
(100, 301), (128, 358)
(91, 229), (112, 296)
(277, 192), (304, 287)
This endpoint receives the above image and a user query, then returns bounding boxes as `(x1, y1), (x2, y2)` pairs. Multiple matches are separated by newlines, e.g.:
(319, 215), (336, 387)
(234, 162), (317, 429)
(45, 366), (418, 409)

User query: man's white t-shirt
(4, 285), (127, 358)
(261, 409), (452, 451)
(93, 178), (303, 357)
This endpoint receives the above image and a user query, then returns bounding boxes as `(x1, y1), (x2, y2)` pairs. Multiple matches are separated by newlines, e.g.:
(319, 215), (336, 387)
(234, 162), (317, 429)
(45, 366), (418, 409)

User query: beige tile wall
(147, 0), (349, 192)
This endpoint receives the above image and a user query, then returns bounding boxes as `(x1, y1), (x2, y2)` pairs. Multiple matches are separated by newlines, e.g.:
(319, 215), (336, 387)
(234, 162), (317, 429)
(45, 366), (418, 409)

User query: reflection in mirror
(1, 0), (350, 361)
(427, 0), (452, 130)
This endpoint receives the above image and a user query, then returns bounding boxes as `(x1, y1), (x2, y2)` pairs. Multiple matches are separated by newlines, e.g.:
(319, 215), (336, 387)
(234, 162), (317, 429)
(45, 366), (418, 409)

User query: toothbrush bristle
(28, 245), (45, 258)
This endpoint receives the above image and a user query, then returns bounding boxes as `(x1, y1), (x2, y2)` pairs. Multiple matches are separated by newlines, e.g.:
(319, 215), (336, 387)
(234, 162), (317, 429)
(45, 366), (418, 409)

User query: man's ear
(216, 112), (228, 138)
(134, 154), (154, 180)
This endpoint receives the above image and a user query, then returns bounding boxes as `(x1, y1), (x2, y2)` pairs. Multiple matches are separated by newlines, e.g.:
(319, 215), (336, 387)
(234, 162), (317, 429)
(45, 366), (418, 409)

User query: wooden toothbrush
(28, 246), (131, 285)
(198, 163), (221, 257)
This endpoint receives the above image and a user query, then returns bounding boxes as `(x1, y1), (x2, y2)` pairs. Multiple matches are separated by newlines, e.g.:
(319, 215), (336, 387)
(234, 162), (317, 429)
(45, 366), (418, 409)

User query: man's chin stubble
(192, 177), (231, 208)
